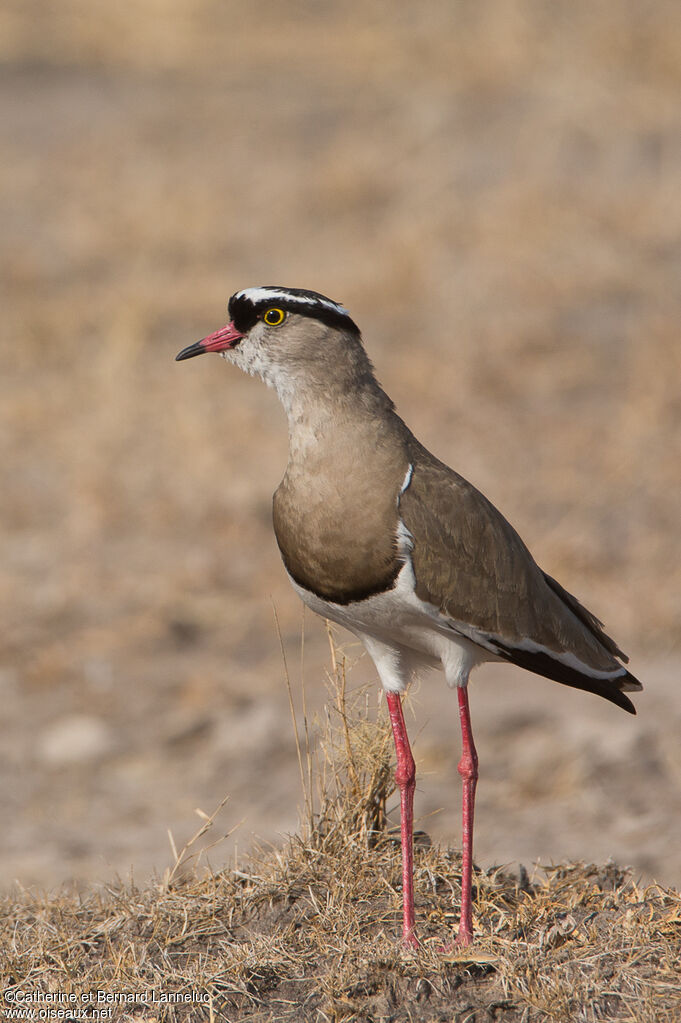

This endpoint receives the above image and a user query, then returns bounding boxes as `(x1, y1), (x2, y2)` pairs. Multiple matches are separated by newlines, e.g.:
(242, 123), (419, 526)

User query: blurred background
(1, 0), (680, 893)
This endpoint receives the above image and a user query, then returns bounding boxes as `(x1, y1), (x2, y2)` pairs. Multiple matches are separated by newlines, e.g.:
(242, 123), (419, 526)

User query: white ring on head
(234, 287), (350, 318)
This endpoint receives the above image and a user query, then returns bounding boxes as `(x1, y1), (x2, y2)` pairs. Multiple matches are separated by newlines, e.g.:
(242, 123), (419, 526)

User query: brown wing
(399, 440), (641, 713)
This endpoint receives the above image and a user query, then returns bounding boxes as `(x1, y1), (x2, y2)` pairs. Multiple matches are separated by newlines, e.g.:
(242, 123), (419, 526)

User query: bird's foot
(432, 932), (470, 953)
(433, 927), (473, 955)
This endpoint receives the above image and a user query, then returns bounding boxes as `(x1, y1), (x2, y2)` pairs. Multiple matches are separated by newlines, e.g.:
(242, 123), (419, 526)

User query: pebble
(39, 714), (114, 765)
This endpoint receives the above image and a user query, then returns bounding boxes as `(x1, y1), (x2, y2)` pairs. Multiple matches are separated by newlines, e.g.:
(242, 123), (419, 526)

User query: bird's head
(176, 287), (364, 400)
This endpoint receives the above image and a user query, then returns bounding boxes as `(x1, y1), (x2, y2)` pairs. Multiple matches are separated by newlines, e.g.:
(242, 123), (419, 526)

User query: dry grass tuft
(2, 643), (680, 1022)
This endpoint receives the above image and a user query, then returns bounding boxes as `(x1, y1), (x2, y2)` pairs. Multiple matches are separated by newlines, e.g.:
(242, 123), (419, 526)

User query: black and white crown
(229, 286), (359, 335)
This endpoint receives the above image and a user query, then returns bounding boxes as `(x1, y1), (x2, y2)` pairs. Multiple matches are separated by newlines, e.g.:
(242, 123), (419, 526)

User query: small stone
(39, 715), (114, 765)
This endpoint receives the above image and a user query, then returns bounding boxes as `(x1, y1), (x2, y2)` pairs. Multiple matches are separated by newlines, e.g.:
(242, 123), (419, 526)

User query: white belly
(287, 560), (496, 693)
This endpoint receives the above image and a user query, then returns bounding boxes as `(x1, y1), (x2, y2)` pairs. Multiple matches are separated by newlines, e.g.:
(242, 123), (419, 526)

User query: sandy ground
(1, 1), (680, 896)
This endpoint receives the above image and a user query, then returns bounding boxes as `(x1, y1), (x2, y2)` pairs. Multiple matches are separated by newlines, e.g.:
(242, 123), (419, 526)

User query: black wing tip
(616, 669), (643, 715)
(614, 685), (637, 715)
(493, 641), (642, 714)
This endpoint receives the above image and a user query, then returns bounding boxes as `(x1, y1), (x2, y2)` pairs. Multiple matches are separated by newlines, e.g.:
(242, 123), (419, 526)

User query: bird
(176, 285), (642, 948)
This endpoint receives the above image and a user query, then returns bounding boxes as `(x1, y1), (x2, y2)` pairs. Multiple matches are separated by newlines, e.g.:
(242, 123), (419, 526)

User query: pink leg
(386, 691), (418, 949)
(456, 685), (478, 946)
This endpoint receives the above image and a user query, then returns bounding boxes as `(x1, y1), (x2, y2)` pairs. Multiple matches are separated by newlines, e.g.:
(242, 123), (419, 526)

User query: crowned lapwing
(176, 286), (641, 948)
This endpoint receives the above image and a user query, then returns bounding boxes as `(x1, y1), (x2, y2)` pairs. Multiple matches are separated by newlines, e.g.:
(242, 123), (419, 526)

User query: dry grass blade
(273, 600), (315, 841)
(308, 630), (395, 852)
(163, 795), (234, 890)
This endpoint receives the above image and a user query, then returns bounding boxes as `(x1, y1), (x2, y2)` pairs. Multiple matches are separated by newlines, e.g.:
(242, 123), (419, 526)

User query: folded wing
(398, 441), (642, 713)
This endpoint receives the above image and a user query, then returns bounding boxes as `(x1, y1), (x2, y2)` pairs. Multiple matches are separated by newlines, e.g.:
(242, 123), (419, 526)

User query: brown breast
(273, 414), (411, 604)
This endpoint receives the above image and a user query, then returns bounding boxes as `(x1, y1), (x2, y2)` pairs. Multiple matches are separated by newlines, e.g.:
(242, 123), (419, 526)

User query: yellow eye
(263, 307), (286, 327)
